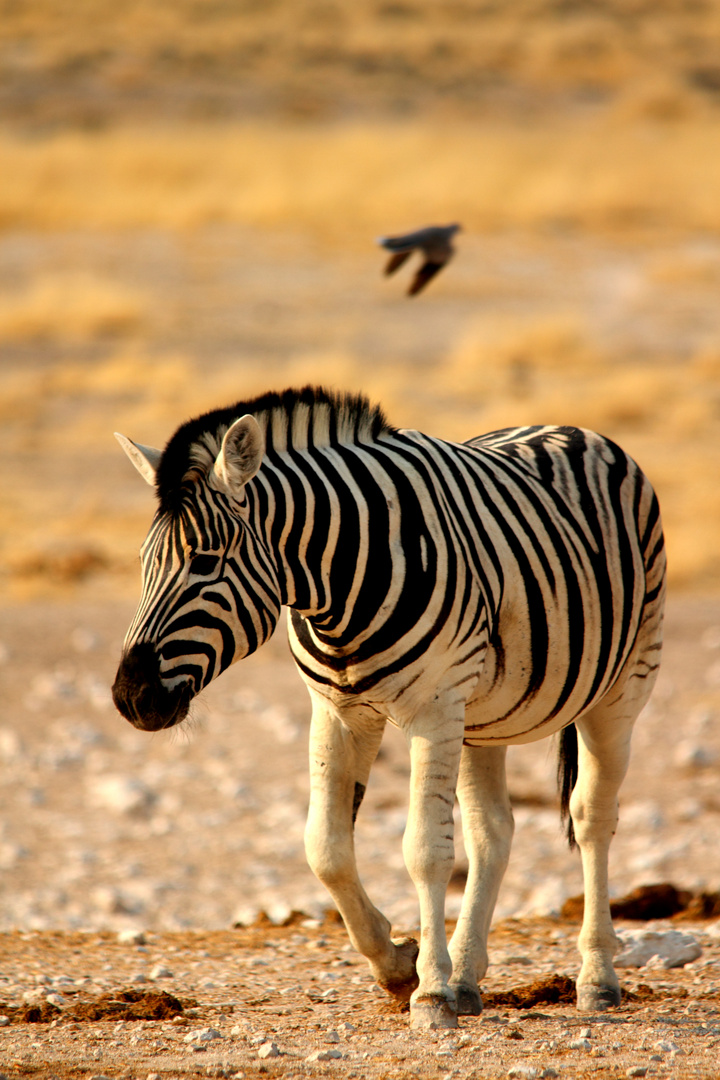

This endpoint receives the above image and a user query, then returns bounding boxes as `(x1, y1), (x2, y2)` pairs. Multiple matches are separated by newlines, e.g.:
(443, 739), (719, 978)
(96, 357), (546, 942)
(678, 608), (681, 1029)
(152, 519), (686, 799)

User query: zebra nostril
(112, 641), (192, 731)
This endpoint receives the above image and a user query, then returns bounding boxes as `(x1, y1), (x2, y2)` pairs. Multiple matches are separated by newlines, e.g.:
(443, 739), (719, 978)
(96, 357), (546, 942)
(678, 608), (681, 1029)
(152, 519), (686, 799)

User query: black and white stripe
(118, 388), (663, 745)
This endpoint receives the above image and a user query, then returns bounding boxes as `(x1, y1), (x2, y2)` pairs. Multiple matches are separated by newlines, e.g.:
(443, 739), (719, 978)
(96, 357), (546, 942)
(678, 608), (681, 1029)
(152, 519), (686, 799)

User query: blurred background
(1, 1), (719, 933)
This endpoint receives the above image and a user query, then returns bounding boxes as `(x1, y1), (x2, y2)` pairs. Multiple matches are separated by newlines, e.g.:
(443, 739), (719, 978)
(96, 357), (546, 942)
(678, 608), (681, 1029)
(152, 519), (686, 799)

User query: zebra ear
(212, 414), (265, 496)
(114, 432), (161, 487)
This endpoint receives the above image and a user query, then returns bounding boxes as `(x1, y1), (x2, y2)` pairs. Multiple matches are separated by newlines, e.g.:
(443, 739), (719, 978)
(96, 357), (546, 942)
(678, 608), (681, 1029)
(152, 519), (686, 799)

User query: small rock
(184, 1027), (223, 1044)
(674, 740), (717, 770)
(616, 929), (702, 969)
(654, 1040), (680, 1053)
(626, 1069), (647, 1078)
(307, 1049), (343, 1062)
(45, 993), (65, 1006)
(89, 774), (154, 815)
(22, 989), (46, 1005)
(148, 1074), (161, 1080)
(540, 1071), (559, 1079)
(0, 1016), (9, 1026)
(258, 1041), (280, 1059)
(508, 1067), (537, 1079)
(570, 1038), (592, 1050)
(149, 964), (173, 980)
(118, 929), (147, 945)
(579, 1027), (592, 1038)
(325, 1030), (340, 1043)
(339, 1021), (356, 1035)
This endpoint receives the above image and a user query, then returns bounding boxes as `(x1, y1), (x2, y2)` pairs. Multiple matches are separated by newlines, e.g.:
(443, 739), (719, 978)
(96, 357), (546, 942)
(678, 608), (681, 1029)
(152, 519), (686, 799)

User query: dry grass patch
(0, 273), (145, 341)
(3, 116), (720, 241)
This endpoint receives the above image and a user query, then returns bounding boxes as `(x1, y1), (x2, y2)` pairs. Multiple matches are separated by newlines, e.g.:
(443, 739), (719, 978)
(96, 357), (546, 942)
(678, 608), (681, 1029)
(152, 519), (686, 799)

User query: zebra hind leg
(570, 703), (633, 1012)
(571, 596), (663, 1012)
(448, 745), (514, 1015)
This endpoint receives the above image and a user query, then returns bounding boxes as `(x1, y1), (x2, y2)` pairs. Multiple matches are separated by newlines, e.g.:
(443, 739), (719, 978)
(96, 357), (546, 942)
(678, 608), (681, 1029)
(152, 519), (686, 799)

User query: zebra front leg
(448, 744), (514, 1015)
(304, 696), (419, 999)
(403, 697), (465, 1029)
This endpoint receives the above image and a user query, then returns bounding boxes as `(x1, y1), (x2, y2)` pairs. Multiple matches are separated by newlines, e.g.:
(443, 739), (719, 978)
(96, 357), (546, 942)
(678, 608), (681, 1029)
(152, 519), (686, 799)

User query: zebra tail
(557, 723), (578, 849)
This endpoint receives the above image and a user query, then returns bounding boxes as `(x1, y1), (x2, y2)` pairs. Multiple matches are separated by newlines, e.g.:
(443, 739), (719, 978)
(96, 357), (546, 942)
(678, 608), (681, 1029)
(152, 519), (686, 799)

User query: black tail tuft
(558, 723), (578, 849)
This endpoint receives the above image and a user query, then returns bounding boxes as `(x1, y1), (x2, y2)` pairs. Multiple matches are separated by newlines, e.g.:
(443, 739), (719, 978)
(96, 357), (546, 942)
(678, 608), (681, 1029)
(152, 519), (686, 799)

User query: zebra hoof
(451, 982), (482, 1016)
(576, 984), (621, 1012)
(410, 994), (458, 1030)
(377, 937), (420, 1002)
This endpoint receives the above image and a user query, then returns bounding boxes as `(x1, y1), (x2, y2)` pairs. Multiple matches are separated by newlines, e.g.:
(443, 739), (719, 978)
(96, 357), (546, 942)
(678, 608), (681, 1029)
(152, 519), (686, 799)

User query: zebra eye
(190, 553), (221, 577)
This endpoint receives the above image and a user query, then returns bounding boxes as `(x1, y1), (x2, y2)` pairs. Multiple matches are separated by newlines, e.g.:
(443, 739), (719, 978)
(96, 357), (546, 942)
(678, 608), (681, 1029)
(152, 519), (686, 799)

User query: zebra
(112, 386), (666, 1030)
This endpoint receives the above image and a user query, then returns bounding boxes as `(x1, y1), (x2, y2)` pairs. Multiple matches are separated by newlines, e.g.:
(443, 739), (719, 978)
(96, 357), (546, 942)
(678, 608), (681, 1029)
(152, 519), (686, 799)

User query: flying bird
(377, 223), (462, 296)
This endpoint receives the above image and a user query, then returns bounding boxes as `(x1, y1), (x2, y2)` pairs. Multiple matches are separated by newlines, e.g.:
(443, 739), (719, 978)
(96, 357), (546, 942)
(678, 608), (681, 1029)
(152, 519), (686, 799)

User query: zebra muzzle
(112, 641), (193, 731)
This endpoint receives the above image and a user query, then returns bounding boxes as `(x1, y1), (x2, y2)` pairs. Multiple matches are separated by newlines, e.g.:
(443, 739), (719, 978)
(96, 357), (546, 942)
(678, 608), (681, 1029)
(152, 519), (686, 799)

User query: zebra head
(112, 415), (282, 731)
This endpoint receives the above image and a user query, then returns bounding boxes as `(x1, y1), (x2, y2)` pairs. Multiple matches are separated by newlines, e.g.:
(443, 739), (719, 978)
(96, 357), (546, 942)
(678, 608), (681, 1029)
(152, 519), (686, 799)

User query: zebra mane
(155, 386), (394, 513)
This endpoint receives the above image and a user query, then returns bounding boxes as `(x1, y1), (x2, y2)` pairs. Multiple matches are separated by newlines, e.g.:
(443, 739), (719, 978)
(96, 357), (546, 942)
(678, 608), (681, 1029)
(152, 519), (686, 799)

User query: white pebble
(570, 1038), (592, 1050)
(22, 989), (46, 1005)
(184, 1027), (222, 1044)
(258, 1042), (280, 1059)
(508, 1067), (537, 1079)
(616, 929), (701, 969)
(45, 993), (65, 1006)
(0, 1016), (9, 1027)
(88, 774), (154, 815)
(118, 929), (147, 945)
(674, 739), (717, 769)
(149, 964), (173, 980)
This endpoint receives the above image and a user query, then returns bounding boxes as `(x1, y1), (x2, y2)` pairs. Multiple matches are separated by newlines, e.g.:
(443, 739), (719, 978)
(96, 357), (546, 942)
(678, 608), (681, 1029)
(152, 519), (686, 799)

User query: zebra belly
(459, 623), (620, 746)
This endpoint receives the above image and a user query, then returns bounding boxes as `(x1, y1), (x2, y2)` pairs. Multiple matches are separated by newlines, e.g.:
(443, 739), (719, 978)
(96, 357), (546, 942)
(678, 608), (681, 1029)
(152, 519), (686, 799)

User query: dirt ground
(0, 914), (719, 1080)
(0, 594), (719, 1079)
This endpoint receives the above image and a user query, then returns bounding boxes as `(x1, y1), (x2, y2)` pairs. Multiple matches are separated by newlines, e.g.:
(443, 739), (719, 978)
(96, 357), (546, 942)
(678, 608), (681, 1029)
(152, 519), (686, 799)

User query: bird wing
(384, 250), (412, 276)
(408, 260), (445, 296)
(378, 227), (437, 251)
